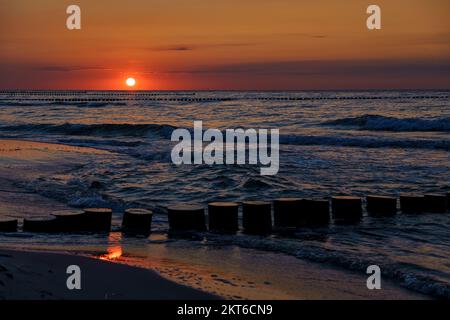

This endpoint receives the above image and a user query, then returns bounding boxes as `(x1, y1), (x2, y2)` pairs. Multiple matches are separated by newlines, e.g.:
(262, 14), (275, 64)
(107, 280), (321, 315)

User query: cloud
(143, 32), (329, 52)
(164, 60), (450, 76)
(36, 66), (110, 72)
(151, 45), (194, 51)
(271, 32), (328, 39)
(148, 42), (260, 52)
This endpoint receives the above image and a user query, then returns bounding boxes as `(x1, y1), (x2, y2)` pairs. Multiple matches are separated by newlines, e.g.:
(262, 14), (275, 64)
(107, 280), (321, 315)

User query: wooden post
(167, 204), (206, 232)
(423, 194), (447, 213)
(208, 202), (239, 233)
(122, 208), (153, 235)
(23, 216), (58, 233)
(83, 208), (112, 232)
(273, 198), (301, 227)
(400, 194), (424, 214)
(366, 195), (397, 215)
(52, 210), (86, 232)
(331, 196), (362, 223)
(302, 199), (330, 226)
(0, 218), (18, 232)
(242, 201), (272, 234)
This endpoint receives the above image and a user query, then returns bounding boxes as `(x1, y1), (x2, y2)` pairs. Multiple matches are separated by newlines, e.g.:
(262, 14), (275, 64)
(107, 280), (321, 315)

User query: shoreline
(0, 249), (217, 300)
(0, 138), (434, 300)
(0, 245), (431, 300)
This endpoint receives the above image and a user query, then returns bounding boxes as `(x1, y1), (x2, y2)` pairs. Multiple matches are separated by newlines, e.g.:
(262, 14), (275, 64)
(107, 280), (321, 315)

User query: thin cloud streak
(162, 60), (450, 76)
(36, 66), (111, 72)
(148, 42), (262, 52)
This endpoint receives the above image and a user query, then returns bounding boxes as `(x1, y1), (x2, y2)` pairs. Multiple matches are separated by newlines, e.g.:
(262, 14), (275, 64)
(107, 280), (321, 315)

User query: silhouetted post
(122, 208), (153, 235)
(167, 204), (206, 232)
(400, 194), (424, 214)
(302, 199), (330, 226)
(447, 192), (450, 212)
(273, 198), (301, 227)
(208, 202), (239, 233)
(366, 195), (397, 215)
(423, 194), (447, 213)
(242, 201), (272, 234)
(83, 208), (112, 232)
(331, 196), (362, 223)
(23, 216), (58, 233)
(0, 218), (18, 232)
(52, 210), (86, 232)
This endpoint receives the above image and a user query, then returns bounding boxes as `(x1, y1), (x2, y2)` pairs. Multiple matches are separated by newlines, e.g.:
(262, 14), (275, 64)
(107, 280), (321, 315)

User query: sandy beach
(0, 249), (216, 300)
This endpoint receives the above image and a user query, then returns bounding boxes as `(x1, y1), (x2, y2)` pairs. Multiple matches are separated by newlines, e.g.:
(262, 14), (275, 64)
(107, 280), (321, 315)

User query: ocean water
(0, 91), (449, 298)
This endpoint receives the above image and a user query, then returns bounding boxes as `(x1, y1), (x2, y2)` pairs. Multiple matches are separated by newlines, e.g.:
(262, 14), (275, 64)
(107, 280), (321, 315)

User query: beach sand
(0, 249), (216, 299)
(0, 139), (430, 300)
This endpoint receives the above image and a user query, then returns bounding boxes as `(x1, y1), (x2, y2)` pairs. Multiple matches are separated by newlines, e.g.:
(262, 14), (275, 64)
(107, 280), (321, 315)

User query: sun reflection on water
(99, 233), (123, 260)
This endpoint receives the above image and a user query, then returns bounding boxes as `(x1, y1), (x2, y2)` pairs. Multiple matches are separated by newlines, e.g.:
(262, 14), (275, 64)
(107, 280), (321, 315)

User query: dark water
(0, 91), (449, 298)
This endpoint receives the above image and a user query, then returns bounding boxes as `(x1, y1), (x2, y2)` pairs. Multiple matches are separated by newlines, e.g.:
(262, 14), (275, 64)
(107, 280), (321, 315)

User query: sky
(0, 0), (449, 90)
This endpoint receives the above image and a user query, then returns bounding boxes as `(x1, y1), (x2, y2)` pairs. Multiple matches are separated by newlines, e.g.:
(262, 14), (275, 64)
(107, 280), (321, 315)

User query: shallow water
(0, 91), (449, 298)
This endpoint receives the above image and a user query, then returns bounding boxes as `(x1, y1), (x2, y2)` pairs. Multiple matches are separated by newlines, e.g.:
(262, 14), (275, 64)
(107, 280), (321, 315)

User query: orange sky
(0, 0), (449, 90)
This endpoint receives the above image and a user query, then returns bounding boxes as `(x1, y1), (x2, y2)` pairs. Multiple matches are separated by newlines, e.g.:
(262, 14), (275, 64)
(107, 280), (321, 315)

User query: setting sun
(125, 77), (136, 87)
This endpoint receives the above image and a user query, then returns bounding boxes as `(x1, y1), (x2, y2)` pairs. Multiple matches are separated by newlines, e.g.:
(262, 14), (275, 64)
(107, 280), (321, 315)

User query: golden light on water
(100, 245), (123, 260)
(99, 233), (123, 260)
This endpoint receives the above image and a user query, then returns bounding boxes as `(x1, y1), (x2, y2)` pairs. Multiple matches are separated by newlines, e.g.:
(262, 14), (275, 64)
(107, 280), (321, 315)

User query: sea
(0, 90), (449, 298)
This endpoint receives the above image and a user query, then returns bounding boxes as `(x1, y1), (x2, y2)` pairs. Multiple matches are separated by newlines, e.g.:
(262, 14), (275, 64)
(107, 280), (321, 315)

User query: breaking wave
(323, 115), (450, 132)
(279, 134), (450, 150)
(2, 122), (449, 151)
(0, 123), (176, 139)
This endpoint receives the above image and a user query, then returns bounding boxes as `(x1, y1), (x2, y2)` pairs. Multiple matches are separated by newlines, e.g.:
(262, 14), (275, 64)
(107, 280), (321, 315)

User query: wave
(0, 123), (176, 139)
(19, 171), (450, 299)
(279, 134), (450, 151)
(0, 100), (128, 107)
(73, 101), (128, 108)
(204, 233), (450, 299)
(56, 138), (144, 147)
(2, 122), (449, 151)
(323, 115), (450, 132)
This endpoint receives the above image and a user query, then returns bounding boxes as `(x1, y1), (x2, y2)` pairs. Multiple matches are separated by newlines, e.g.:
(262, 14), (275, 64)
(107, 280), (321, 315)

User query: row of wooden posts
(0, 95), (447, 103)
(0, 193), (448, 235)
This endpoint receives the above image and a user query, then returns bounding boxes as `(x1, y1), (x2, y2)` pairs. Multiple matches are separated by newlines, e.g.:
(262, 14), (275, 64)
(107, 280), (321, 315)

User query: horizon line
(1, 88), (449, 92)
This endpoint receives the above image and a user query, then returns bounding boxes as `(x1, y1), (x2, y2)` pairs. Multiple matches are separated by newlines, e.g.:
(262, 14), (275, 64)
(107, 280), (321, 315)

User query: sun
(125, 77), (136, 87)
